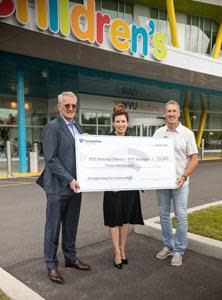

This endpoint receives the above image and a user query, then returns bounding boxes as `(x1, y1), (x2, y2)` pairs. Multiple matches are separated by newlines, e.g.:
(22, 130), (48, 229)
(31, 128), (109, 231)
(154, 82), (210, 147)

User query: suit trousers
(44, 193), (81, 270)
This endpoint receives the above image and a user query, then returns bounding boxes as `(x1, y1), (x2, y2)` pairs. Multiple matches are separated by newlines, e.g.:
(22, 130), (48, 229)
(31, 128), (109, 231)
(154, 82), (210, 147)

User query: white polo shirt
(153, 122), (198, 185)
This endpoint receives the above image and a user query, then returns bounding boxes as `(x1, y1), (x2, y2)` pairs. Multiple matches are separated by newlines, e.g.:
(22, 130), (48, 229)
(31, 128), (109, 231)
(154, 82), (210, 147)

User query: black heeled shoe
(114, 254), (123, 269)
(114, 261), (123, 269)
(122, 258), (128, 265)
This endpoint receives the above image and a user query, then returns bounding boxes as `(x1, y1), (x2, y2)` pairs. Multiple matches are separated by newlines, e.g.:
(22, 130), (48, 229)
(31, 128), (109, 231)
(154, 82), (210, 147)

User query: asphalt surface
(0, 161), (222, 299)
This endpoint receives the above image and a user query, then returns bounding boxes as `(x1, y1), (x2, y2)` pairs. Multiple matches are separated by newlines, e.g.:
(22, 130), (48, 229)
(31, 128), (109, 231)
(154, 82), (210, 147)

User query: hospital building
(0, 0), (222, 172)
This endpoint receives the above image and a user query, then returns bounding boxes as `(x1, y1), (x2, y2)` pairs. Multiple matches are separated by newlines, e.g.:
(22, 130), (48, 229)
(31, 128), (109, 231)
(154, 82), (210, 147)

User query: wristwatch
(182, 175), (187, 181)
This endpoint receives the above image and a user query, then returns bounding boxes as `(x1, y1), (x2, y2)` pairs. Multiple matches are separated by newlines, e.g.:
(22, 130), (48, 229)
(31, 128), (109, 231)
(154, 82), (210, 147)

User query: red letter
(0, 0), (15, 17)
(96, 11), (110, 45)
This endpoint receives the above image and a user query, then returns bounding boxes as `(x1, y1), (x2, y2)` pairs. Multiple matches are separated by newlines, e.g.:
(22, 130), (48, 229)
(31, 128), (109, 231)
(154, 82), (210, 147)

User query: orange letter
(71, 0), (95, 43)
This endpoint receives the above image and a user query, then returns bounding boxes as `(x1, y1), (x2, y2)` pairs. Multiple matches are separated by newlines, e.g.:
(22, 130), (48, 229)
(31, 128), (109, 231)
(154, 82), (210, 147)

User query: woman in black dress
(103, 103), (144, 269)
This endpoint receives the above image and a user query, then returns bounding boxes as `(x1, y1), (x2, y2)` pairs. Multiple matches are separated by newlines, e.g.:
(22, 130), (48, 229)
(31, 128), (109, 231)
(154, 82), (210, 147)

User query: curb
(0, 268), (45, 300)
(135, 200), (222, 261)
(198, 158), (222, 163)
(0, 172), (41, 179)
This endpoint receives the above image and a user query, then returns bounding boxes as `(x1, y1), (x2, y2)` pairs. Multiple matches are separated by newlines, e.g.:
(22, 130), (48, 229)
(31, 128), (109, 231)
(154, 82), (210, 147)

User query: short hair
(112, 103), (129, 122)
(164, 100), (180, 112)
(58, 91), (77, 104)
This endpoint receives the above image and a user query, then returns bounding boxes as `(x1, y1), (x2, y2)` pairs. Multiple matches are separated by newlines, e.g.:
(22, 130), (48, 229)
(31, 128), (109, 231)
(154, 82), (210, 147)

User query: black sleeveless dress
(103, 132), (144, 227)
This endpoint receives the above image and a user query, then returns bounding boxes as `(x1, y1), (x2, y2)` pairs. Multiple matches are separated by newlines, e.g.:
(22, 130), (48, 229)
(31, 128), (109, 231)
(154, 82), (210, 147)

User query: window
(70, 0), (83, 3)
(102, 0), (118, 19)
(98, 113), (111, 135)
(150, 8), (158, 20)
(150, 8), (167, 21)
(186, 16), (218, 54)
(101, 0), (133, 24)
(124, 2), (133, 24)
(144, 5), (219, 55)
(80, 111), (111, 135)
(159, 9), (167, 21)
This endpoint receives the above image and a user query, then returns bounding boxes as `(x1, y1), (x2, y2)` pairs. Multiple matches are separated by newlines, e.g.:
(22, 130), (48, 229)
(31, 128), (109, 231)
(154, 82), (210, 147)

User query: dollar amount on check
(75, 135), (177, 192)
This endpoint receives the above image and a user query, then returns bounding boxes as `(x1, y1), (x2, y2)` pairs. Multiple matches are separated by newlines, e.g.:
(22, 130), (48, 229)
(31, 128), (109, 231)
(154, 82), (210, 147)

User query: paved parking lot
(0, 161), (221, 299)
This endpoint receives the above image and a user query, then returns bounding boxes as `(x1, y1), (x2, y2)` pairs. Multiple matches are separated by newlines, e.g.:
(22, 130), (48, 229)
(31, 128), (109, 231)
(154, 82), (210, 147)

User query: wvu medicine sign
(0, 0), (167, 61)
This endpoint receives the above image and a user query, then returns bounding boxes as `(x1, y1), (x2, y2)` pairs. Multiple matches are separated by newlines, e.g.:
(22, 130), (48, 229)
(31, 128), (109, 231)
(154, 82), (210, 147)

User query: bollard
(33, 142), (38, 154)
(200, 138), (204, 160)
(6, 140), (13, 177)
(29, 143), (39, 172)
(34, 142), (39, 171)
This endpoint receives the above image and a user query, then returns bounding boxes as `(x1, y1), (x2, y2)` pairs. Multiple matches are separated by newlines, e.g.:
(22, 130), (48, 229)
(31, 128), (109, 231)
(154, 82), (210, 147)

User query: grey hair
(164, 100), (180, 112)
(58, 91), (77, 104)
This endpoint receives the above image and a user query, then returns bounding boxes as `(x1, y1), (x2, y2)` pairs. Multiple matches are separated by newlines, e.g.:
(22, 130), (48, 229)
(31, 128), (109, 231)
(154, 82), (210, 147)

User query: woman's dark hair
(112, 103), (129, 122)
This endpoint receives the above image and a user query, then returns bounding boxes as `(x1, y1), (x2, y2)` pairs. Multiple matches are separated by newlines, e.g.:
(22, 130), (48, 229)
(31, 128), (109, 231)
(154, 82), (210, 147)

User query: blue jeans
(156, 185), (189, 253)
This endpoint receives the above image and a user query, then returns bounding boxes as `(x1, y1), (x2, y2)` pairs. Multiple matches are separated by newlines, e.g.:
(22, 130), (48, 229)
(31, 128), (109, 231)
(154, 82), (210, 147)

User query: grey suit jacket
(36, 116), (83, 196)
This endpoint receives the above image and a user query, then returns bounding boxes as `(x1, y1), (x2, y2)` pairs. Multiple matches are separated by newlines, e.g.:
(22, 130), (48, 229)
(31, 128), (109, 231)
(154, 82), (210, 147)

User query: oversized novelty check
(75, 135), (177, 192)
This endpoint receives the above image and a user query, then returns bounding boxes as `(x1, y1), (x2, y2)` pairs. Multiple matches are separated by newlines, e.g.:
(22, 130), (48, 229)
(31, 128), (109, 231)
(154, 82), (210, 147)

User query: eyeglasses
(63, 104), (77, 111)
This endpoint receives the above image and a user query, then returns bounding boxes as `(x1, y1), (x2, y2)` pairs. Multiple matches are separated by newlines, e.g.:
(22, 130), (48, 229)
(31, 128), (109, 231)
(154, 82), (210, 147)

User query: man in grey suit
(37, 91), (91, 284)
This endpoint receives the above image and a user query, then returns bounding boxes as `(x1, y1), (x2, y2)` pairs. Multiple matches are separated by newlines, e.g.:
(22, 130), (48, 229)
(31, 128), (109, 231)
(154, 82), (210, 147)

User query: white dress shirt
(61, 115), (81, 138)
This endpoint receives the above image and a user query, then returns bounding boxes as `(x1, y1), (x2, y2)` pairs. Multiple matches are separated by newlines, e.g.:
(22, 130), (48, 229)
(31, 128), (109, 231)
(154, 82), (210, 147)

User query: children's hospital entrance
(0, 53), (221, 164)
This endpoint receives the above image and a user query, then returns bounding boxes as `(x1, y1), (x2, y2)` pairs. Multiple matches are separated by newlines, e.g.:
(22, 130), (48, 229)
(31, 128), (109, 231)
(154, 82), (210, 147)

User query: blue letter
(131, 24), (148, 57)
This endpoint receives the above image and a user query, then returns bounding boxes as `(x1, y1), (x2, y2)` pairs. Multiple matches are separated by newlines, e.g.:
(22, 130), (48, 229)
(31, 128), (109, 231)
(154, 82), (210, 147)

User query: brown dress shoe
(48, 268), (64, 284)
(65, 258), (92, 271)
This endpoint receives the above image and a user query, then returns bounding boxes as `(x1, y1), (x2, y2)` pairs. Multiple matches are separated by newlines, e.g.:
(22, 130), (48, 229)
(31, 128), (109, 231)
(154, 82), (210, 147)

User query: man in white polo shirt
(153, 100), (198, 266)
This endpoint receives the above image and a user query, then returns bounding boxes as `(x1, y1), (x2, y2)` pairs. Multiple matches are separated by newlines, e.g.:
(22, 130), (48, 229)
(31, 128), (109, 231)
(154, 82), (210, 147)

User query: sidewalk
(0, 159), (44, 178)
(0, 160), (222, 299)
(3, 233), (222, 300)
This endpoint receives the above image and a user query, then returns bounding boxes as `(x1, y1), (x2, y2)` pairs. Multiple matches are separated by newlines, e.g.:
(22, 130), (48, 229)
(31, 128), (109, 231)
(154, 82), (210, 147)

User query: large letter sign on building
(0, 0), (167, 61)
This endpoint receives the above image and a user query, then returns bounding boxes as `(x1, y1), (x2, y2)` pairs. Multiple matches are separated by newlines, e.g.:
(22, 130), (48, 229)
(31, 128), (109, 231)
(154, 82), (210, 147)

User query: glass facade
(0, 105), (18, 158)
(97, 0), (133, 24)
(149, 7), (220, 56)
(78, 0), (133, 30)
(0, 51), (222, 161)
(192, 112), (222, 150)
(0, 60), (18, 158)
(186, 16), (218, 54)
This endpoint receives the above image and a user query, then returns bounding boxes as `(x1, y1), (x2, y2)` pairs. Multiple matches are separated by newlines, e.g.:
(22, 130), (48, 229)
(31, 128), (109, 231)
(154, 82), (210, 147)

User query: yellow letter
(109, 19), (130, 52)
(153, 33), (167, 60)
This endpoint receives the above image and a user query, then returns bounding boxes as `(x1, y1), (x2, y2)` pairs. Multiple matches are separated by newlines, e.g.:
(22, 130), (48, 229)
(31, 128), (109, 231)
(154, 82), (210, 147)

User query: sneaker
(171, 252), (183, 266)
(156, 246), (173, 260)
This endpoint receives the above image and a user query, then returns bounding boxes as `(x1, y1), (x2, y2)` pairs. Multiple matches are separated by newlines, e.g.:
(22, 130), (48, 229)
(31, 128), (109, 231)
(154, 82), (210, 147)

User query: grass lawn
(172, 205), (222, 241)
(0, 290), (11, 300)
